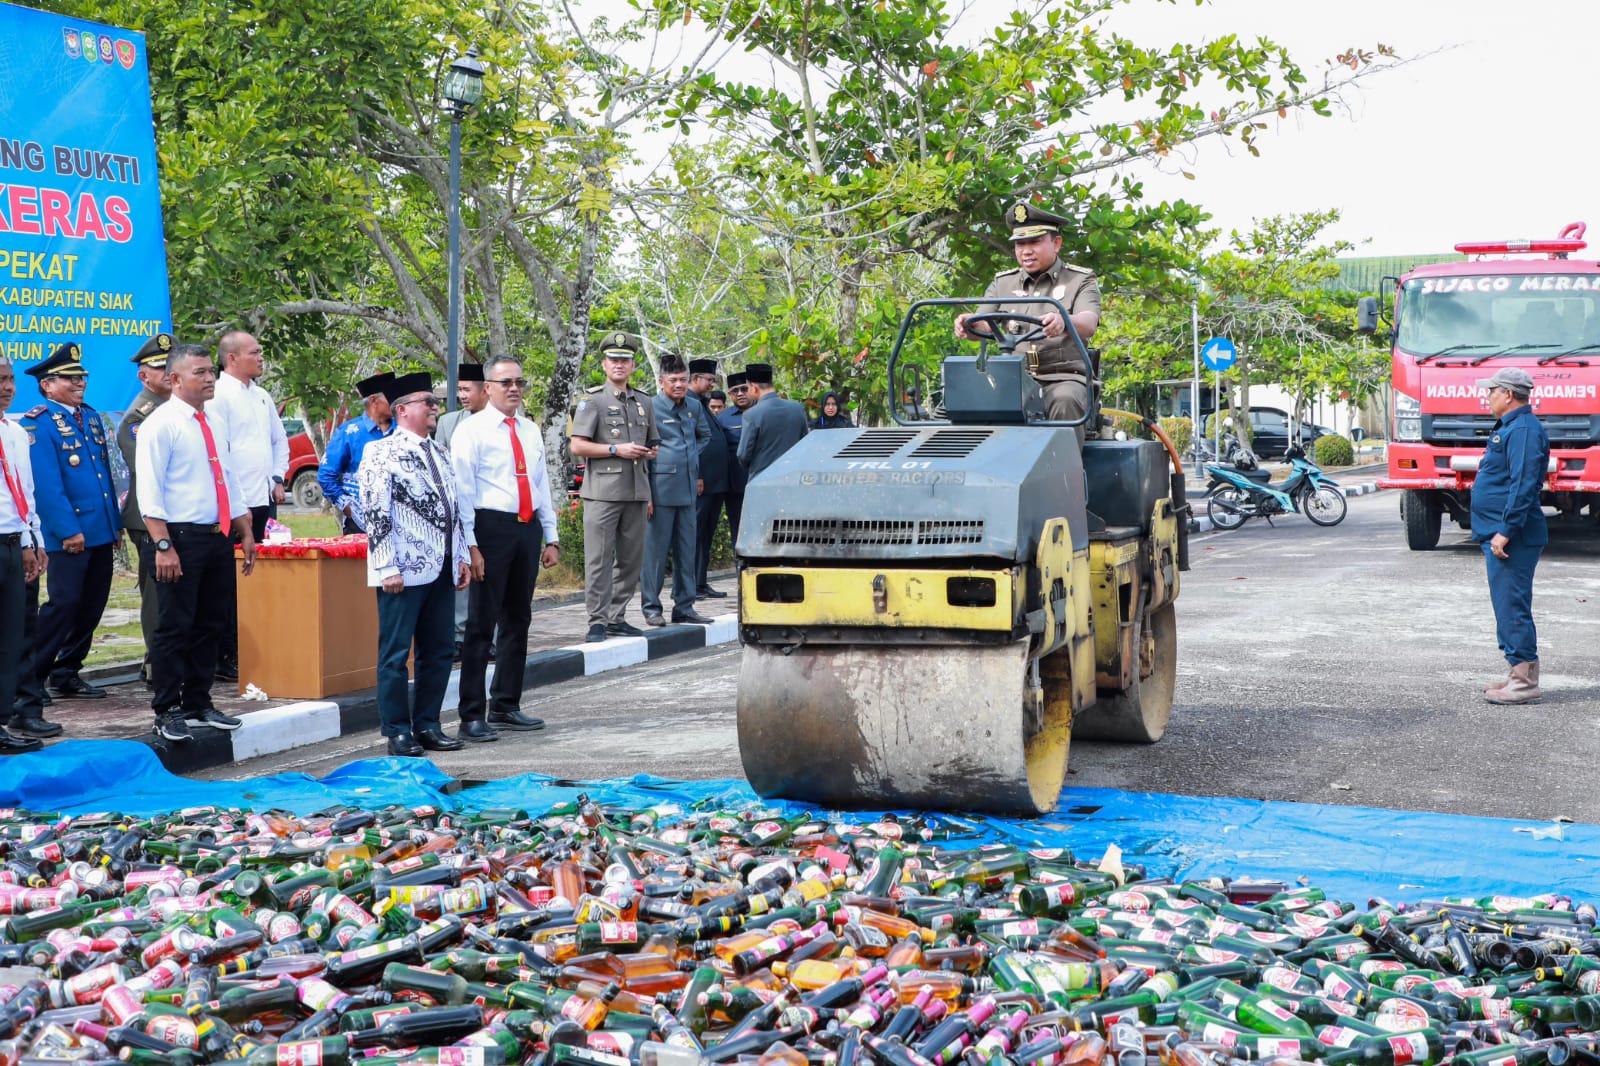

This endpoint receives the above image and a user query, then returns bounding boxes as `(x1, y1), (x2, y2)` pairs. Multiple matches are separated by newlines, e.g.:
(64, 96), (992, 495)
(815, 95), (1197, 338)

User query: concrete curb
(144, 616), (743, 774)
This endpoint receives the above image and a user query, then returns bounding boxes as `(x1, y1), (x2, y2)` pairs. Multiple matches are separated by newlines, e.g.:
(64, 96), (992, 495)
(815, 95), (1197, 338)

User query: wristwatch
(608, 444), (618, 456)
(271, 475), (285, 485)
(155, 538), (173, 552)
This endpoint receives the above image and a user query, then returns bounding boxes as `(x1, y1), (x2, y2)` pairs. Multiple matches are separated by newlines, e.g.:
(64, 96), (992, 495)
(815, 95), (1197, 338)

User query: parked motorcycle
(1204, 443), (1347, 529)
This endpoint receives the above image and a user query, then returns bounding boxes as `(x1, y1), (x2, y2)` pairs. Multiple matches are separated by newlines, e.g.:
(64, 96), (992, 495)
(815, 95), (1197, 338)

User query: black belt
(167, 522), (226, 534)
(0, 532), (23, 547)
(476, 508), (536, 526)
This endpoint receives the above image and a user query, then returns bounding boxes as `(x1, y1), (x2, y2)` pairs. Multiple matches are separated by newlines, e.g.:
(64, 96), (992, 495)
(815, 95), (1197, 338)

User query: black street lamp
(441, 46), (485, 412)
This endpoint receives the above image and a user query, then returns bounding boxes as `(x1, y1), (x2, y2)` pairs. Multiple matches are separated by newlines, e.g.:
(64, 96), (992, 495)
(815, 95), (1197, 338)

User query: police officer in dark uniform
(117, 334), (174, 686)
(569, 333), (659, 643)
(21, 342), (121, 701)
(687, 358), (730, 598)
(1471, 367), (1550, 706)
(955, 202), (1102, 437)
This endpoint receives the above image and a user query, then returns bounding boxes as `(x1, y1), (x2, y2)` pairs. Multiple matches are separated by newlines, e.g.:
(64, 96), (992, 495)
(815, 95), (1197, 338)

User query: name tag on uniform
(660, 417), (677, 425)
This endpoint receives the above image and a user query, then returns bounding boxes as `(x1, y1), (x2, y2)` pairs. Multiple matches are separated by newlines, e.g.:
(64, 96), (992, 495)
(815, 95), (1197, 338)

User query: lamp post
(440, 45), (486, 413)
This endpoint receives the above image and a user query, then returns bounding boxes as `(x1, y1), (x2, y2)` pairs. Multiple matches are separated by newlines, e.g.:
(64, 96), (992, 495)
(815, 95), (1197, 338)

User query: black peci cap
(744, 363), (774, 385)
(383, 371), (434, 405)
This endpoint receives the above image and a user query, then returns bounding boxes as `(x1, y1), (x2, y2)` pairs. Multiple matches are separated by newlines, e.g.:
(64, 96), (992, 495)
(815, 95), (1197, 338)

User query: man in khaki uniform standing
(117, 333), (174, 686)
(569, 333), (659, 643)
(955, 201), (1101, 434)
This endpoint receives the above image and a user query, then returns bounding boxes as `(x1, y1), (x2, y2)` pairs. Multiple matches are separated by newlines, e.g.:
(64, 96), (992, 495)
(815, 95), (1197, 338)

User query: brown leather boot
(1484, 668), (1515, 700)
(1487, 661), (1541, 705)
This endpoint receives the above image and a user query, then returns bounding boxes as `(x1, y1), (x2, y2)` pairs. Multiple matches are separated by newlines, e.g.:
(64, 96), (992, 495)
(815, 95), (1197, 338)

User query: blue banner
(0, 1), (171, 413)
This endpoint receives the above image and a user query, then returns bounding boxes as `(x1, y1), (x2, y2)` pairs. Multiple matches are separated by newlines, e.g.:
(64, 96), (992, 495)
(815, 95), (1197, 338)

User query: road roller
(734, 297), (1190, 814)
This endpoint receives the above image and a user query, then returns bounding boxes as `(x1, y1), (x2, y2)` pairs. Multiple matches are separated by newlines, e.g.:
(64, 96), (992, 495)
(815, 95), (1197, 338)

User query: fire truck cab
(1379, 224), (1600, 549)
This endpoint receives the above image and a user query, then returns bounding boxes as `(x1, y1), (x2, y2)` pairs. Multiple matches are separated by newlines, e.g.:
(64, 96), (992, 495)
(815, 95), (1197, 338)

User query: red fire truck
(1379, 223), (1600, 549)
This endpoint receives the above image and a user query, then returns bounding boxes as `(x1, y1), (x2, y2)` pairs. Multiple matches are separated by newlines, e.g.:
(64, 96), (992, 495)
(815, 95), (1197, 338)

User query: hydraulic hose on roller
(1100, 408), (1191, 573)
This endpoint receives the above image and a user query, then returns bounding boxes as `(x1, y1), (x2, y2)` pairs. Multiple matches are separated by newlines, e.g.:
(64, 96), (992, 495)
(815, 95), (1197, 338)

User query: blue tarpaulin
(2, 741), (1590, 903)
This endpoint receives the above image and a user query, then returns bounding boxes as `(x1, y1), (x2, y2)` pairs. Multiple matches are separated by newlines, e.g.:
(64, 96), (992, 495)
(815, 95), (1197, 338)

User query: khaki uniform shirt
(116, 388), (163, 533)
(981, 259), (1101, 380)
(571, 385), (658, 503)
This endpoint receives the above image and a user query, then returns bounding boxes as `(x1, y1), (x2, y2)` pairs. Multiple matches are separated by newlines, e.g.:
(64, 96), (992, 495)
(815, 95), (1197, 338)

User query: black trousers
(149, 526), (235, 718)
(0, 539), (25, 726)
(35, 541), (113, 686)
(11, 577), (45, 720)
(376, 565), (456, 737)
(725, 493), (743, 553)
(695, 492), (726, 593)
(127, 530), (160, 671)
(460, 510), (541, 722)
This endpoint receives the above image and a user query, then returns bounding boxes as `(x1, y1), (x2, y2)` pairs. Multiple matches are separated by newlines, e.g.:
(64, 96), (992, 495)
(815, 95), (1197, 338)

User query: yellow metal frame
(739, 567), (1019, 631)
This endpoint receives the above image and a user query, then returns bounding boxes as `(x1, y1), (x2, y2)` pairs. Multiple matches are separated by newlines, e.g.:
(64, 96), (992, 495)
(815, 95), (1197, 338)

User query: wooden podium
(236, 542), (379, 699)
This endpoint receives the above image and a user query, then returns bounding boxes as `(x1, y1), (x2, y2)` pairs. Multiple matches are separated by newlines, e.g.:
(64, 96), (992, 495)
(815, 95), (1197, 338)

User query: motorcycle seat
(1217, 465), (1273, 485)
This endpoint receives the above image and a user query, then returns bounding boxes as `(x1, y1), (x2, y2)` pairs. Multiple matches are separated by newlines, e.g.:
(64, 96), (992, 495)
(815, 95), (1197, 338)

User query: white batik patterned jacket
(357, 428), (470, 588)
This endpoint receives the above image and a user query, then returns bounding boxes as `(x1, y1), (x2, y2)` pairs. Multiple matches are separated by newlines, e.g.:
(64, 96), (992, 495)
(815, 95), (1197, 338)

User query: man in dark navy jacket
(1471, 367), (1549, 705)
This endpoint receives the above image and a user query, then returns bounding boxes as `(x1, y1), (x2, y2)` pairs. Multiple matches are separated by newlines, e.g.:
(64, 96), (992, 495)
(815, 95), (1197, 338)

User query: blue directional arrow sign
(1201, 337), (1237, 372)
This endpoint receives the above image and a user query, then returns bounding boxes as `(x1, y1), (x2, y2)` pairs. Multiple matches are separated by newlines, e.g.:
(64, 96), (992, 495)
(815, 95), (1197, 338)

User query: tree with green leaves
(647, 0), (1400, 389)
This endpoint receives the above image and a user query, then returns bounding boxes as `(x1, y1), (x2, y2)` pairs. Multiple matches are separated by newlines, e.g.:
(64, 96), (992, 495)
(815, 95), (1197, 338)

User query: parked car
(1200, 407), (1332, 460)
(281, 417), (324, 508)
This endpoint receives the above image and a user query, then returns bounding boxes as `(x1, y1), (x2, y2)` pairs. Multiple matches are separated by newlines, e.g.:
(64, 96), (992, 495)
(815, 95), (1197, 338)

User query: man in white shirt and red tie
(207, 330), (290, 683)
(0, 358), (48, 754)
(358, 371), (470, 757)
(449, 354), (560, 742)
(134, 343), (258, 743)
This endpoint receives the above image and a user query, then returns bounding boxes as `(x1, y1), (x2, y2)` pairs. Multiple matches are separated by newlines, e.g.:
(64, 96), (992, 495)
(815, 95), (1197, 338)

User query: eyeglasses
(399, 396), (441, 408)
(487, 378), (528, 389)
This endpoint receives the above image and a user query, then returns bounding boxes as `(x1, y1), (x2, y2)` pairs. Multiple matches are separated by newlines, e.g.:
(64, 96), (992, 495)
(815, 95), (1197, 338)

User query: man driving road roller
(954, 202), (1102, 428)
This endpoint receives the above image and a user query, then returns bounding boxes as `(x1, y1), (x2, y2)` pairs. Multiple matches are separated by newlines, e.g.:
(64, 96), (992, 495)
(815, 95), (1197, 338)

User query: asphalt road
(202, 492), (1600, 824)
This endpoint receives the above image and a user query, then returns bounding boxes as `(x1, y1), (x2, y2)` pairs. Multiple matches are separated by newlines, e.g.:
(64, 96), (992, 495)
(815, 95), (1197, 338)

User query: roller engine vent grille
(768, 518), (984, 547)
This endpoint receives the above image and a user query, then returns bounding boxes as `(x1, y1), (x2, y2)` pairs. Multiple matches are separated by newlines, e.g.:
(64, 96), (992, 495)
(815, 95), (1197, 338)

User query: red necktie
(0, 422), (28, 525)
(193, 411), (232, 528)
(506, 417), (534, 523)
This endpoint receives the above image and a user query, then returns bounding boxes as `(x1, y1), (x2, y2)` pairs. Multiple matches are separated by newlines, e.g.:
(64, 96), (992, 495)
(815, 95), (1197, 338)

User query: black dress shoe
(416, 728), (464, 752)
(487, 710), (545, 731)
(459, 719), (500, 743)
(0, 727), (42, 754)
(698, 587), (729, 599)
(585, 624), (609, 643)
(215, 659), (239, 683)
(607, 620), (645, 637)
(643, 613), (667, 628)
(49, 677), (106, 700)
(671, 609), (713, 625)
(9, 716), (63, 739)
(387, 732), (423, 757)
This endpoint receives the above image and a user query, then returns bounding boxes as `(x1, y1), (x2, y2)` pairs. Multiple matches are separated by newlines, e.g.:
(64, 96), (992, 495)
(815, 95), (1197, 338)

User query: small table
(235, 536), (378, 699)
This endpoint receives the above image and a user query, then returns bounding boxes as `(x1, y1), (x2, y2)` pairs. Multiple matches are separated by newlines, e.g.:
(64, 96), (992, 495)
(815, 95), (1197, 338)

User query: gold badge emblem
(611, 332), (626, 348)
(68, 454), (81, 466)
(1012, 203), (1028, 224)
(158, 334), (172, 352)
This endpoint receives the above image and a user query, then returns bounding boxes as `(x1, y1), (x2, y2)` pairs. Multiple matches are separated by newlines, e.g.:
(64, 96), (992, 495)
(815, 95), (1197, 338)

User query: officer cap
(1476, 366), (1534, 398)
(1007, 200), (1070, 241)
(596, 331), (641, 360)
(130, 333), (174, 369)
(745, 363), (774, 385)
(457, 362), (485, 383)
(726, 371), (749, 389)
(688, 358), (718, 376)
(356, 371), (395, 399)
(383, 371), (434, 406)
(26, 342), (85, 379)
